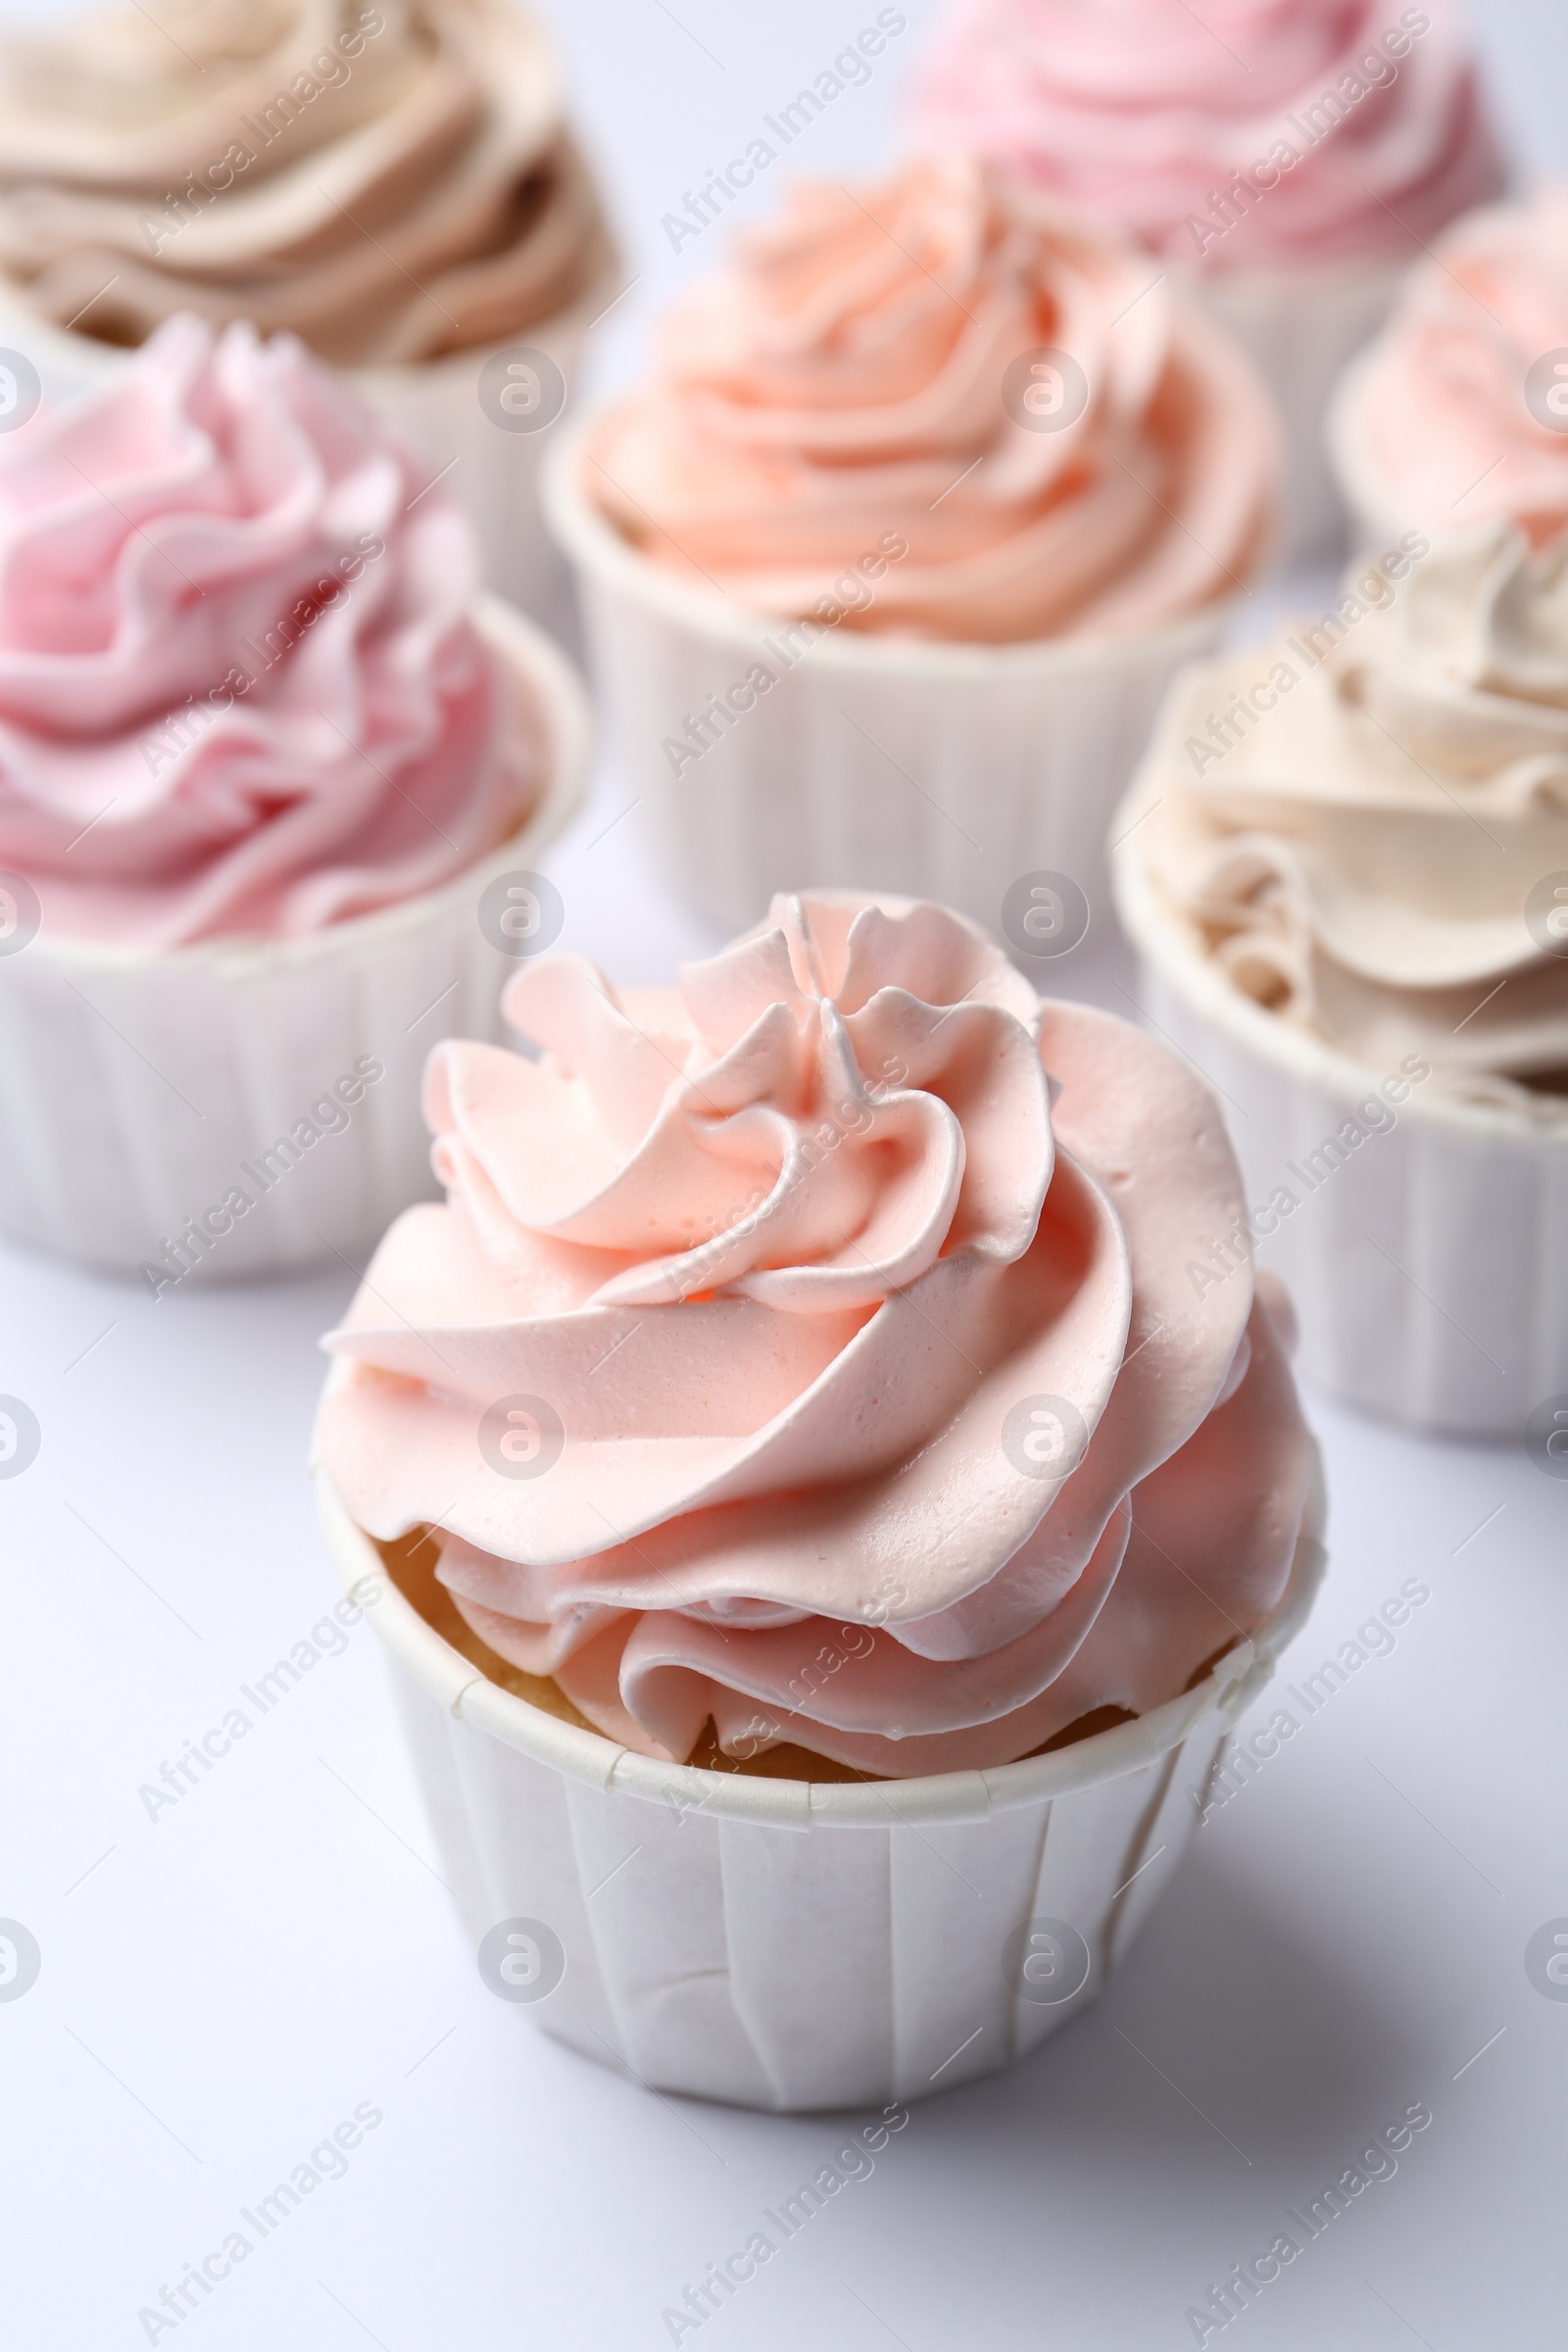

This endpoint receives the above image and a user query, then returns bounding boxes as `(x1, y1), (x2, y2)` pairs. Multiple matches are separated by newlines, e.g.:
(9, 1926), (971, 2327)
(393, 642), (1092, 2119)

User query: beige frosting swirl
(0, 0), (613, 365)
(586, 158), (1279, 644)
(1125, 522), (1568, 1118)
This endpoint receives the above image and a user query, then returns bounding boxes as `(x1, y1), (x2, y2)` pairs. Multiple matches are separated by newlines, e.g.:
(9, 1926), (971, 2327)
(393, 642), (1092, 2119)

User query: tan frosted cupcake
(0, 0), (618, 619)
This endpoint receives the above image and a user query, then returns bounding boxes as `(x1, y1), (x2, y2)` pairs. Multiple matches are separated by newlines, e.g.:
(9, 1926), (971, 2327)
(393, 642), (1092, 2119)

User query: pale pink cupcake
(313, 890), (1324, 2108)
(909, 0), (1504, 553)
(546, 157), (1279, 936)
(0, 316), (587, 1277)
(1330, 184), (1568, 552)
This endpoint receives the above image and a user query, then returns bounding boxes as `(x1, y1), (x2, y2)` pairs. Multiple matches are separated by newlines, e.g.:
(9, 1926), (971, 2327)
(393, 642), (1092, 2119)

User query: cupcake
(545, 157), (1279, 939)
(1330, 185), (1568, 553)
(1112, 520), (1568, 1434)
(0, 314), (587, 1277)
(0, 0), (617, 620)
(313, 889), (1323, 2108)
(908, 0), (1503, 557)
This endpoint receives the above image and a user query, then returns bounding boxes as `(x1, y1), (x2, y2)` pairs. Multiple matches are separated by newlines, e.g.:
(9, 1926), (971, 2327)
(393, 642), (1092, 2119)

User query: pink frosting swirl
(0, 314), (539, 948)
(1337, 186), (1568, 546)
(908, 0), (1500, 272)
(318, 892), (1311, 1776)
(586, 159), (1278, 644)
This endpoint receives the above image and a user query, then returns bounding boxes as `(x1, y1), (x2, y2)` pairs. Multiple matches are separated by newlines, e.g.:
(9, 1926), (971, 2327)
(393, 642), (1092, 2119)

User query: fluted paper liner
(1113, 808), (1568, 1435)
(0, 599), (589, 1275)
(312, 1424), (1327, 2112)
(543, 418), (1240, 940)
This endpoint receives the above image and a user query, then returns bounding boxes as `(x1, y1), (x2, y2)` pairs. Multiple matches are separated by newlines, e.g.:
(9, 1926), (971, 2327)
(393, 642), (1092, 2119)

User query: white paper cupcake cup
(1112, 811), (1568, 1436)
(1192, 252), (1410, 564)
(0, 269), (616, 630)
(543, 417), (1244, 942)
(311, 1430), (1326, 2113)
(0, 597), (589, 1279)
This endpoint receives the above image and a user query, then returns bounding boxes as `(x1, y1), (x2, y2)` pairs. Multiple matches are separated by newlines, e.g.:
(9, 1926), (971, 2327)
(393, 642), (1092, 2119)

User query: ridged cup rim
(310, 1380), (1328, 1832)
(540, 410), (1248, 684)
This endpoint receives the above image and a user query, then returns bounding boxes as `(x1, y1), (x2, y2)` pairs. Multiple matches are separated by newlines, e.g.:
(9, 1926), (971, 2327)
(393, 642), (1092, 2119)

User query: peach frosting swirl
(908, 0), (1500, 274)
(585, 159), (1279, 644)
(1124, 523), (1568, 1118)
(317, 892), (1311, 1776)
(1335, 186), (1568, 548)
(0, 0), (613, 366)
(0, 314), (539, 949)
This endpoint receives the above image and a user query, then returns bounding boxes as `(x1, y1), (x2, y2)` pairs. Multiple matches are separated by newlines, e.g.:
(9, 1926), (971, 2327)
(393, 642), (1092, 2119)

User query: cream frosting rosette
(317, 892), (1311, 1777)
(585, 157), (1278, 644)
(1123, 523), (1568, 1118)
(1332, 186), (1568, 550)
(0, 0), (612, 367)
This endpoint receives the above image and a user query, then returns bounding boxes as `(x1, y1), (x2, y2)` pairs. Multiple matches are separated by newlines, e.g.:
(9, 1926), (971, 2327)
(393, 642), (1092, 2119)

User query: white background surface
(3, 4), (1567, 2348)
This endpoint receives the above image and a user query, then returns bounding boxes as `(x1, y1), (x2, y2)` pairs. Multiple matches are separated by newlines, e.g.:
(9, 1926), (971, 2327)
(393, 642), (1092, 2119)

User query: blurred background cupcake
(906, 0), (1503, 558)
(1112, 519), (1568, 1435)
(546, 156), (1279, 940)
(0, 0), (618, 621)
(1330, 182), (1568, 551)
(0, 315), (587, 1277)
